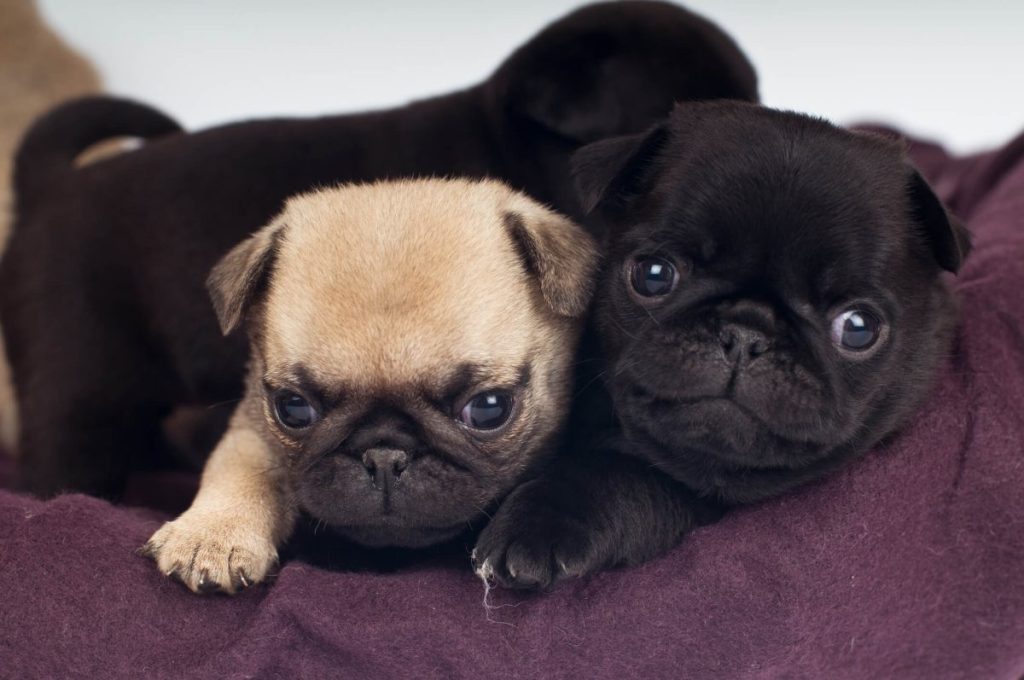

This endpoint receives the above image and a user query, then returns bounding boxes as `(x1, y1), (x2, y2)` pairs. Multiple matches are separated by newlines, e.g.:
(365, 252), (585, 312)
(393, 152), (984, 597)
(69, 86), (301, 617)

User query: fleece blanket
(1, 130), (1022, 680)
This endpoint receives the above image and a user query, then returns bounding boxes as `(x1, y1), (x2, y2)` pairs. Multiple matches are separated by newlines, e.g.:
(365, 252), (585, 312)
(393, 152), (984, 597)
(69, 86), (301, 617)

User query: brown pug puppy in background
(143, 178), (598, 593)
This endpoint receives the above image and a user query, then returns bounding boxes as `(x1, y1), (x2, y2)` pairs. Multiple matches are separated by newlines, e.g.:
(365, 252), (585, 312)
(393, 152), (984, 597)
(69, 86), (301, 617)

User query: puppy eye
(457, 391), (514, 431)
(273, 390), (318, 429)
(830, 308), (882, 352)
(629, 256), (679, 298)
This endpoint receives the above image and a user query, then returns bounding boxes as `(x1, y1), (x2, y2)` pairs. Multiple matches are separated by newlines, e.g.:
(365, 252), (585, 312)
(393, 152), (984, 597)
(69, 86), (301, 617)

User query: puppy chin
(300, 486), (476, 549)
(330, 522), (468, 549)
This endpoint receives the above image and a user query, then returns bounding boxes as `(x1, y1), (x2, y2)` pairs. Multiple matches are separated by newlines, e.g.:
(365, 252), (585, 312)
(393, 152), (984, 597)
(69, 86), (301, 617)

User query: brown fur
(0, 0), (101, 452)
(144, 179), (598, 593)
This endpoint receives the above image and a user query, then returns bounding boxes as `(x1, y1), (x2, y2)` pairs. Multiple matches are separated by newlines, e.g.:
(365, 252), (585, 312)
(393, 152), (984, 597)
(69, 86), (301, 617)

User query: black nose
(361, 448), (409, 490)
(719, 324), (769, 364)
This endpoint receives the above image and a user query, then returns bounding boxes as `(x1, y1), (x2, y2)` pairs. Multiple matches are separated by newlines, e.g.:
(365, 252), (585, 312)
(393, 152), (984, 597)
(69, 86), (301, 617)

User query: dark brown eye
(830, 309), (881, 351)
(274, 390), (318, 429)
(458, 391), (514, 430)
(630, 256), (678, 298)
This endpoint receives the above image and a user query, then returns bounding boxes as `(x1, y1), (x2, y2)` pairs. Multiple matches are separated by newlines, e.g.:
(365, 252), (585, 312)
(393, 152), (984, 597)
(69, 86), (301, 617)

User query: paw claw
(143, 514), (278, 595)
(232, 568), (252, 591)
(472, 481), (602, 591)
(474, 558), (493, 581)
(196, 570), (223, 594)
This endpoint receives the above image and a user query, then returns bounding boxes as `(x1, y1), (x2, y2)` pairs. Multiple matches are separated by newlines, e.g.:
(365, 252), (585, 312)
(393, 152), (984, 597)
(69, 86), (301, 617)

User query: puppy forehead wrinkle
(429, 360), (529, 400)
(264, 362), (314, 387)
(262, 179), (561, 385)
(281, 180), (509, 262)
(667, 137), (894, 287)
(627, 223), (710, 258)
(273, 180), (528, 309)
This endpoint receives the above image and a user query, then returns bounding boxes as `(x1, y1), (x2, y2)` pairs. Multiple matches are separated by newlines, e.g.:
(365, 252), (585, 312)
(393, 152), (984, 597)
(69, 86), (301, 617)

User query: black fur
(474, 101), (970, 588)
(0, 1), (758, 498)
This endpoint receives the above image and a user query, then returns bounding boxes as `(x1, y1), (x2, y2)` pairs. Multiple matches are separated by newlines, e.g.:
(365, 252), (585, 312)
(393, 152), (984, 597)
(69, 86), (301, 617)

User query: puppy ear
(490, 4), (758, 143)
(505, 59), (655, 144)
(906, 167), (971, 273)
(571, 123), (669, 215)
(206, 221), (286, 335)
(502, 204), (600, 318)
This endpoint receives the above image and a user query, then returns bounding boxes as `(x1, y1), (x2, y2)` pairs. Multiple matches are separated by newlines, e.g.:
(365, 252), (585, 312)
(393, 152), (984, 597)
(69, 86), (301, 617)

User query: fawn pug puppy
(143, 179), (598, 593)
(474, 102), (971, 588)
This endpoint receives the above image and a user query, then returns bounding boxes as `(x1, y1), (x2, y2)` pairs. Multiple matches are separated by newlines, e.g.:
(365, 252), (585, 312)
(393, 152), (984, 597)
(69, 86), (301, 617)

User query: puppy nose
(719, 324), (769, 364)
(361, 448), (409, 489)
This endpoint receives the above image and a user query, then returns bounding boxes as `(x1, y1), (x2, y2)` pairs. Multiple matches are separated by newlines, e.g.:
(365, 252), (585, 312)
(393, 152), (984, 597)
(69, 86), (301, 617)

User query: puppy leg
(473, 447), (719, 589)
(143, 408), (296, 594)
(16, 397), (166, 498)
(11, 324), (176, 498)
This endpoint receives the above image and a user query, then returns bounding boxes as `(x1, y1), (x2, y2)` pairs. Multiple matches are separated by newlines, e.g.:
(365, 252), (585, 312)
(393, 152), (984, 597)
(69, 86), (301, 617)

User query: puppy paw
(141, 511), (278, 594)
(473, 480), (606, 590)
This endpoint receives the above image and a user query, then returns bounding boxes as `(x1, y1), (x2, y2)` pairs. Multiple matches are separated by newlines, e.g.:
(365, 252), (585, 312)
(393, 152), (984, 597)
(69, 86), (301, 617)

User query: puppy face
(573, 103), (970, 503)
(208, 179), (598, 547)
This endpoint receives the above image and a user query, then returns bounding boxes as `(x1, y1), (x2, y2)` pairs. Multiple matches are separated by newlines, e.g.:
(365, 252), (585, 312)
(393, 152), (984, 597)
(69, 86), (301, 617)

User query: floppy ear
(507, 57), (662, 144)
(206, 220), (286, 335)
(906, 167), (971, 273)
(502, 202), (601, 318)
(490, 3), (758, 143)
(571, 123), (669, 215)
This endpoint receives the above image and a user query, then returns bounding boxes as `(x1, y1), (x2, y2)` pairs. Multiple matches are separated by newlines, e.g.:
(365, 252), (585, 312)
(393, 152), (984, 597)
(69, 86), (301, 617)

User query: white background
(39, 0), (1024, 153)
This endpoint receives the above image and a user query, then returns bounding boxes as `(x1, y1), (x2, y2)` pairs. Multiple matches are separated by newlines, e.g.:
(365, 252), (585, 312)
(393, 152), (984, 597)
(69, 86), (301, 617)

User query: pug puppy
(474, 101), (971, 588)
(1, 0), (759, 499)
(141, 178), (598, 593)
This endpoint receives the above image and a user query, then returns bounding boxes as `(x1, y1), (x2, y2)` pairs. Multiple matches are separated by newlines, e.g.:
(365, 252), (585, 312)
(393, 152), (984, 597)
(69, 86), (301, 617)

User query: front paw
(141, 510), (278, 594)
(473, 480), (606, 590)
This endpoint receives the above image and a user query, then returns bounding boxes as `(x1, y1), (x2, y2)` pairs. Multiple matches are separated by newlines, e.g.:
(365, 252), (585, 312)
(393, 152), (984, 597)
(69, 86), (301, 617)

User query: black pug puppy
(1, 1), (758, 498)
(474, 101), (970, 588)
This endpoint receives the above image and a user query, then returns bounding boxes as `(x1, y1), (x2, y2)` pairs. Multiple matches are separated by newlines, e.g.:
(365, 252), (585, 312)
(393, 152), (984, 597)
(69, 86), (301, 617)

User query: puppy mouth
(639, 394), (762, 459)
(619, 383), (831, 468)
(294, 453), (497, 548)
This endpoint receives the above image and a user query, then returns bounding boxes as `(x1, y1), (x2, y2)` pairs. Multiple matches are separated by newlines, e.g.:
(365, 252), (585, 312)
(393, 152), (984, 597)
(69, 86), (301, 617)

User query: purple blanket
(2, 131), (1023, 679)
